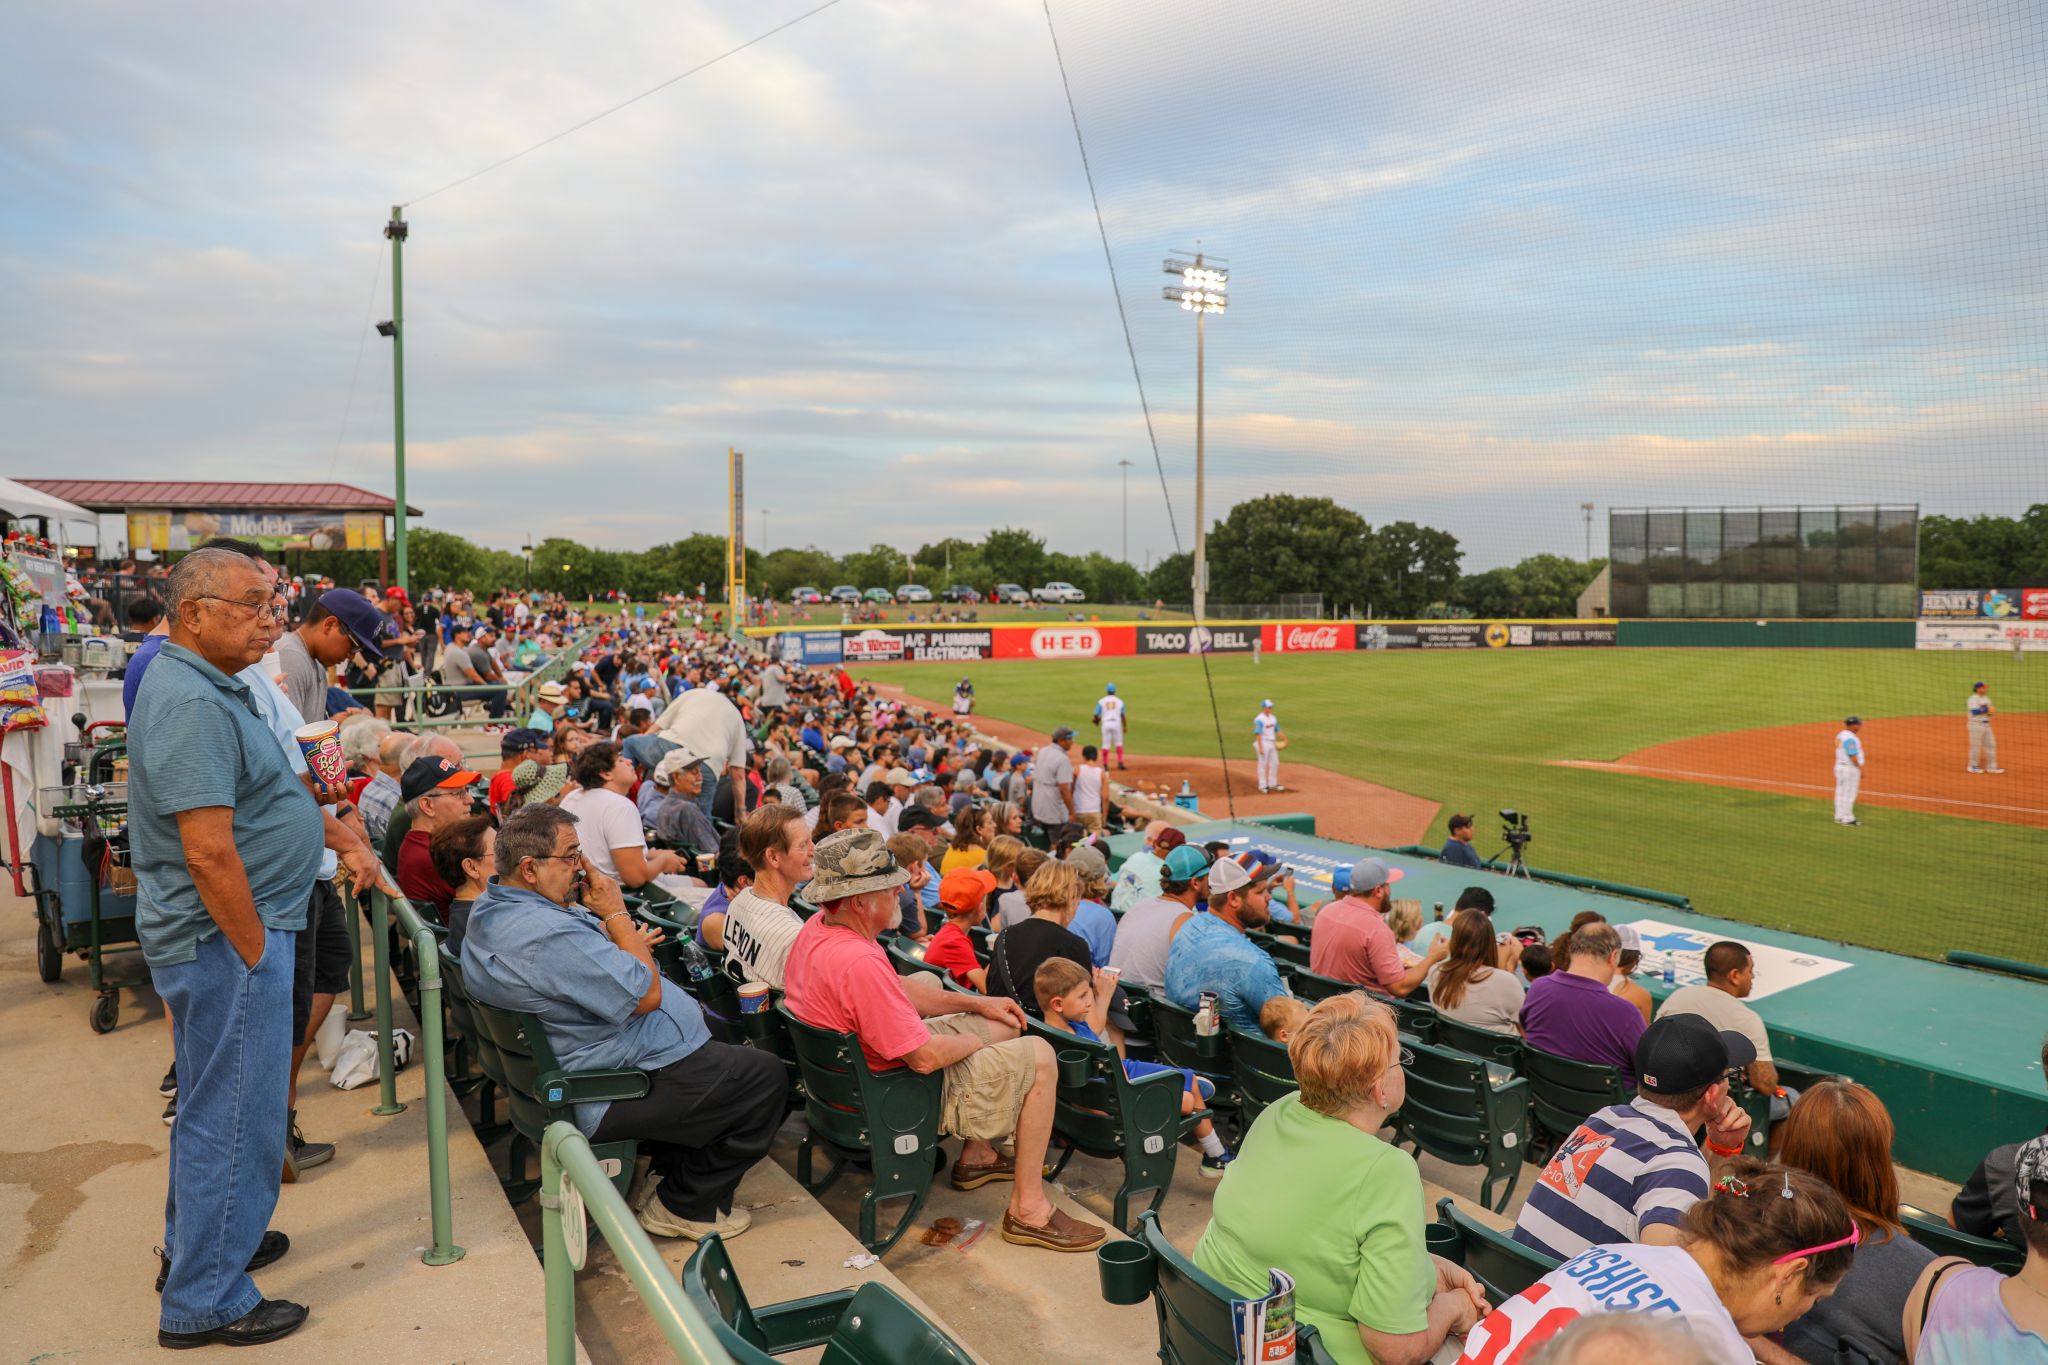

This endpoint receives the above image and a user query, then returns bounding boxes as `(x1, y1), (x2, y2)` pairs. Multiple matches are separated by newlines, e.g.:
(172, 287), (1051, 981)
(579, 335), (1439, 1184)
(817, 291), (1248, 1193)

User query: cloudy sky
(4, 0), (2042, 570)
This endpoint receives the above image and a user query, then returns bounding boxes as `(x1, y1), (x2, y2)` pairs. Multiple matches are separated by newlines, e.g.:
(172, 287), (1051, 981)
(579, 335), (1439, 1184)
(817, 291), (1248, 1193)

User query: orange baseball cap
(938, 867), (998, 913)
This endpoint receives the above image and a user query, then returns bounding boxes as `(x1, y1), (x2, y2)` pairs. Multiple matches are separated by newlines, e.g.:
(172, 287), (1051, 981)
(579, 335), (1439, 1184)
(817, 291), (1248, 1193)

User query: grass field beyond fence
(858, 650), (2044, 965)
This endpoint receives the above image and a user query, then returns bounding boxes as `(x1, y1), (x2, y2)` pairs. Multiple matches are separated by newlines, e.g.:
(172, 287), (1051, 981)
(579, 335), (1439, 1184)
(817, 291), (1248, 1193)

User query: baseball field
(855, 648), (2044, 965)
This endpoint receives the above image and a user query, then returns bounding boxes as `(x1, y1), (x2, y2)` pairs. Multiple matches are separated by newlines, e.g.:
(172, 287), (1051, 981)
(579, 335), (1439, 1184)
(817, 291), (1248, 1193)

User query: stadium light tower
(1581, 502), (1596, 561)
(1163, 252), (1227, 621)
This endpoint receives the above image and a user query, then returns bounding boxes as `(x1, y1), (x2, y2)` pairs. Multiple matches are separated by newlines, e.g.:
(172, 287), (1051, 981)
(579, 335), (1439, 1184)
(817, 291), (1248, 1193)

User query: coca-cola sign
(1270, 623), (1348, 653)
(1031, 627), (1101, 658)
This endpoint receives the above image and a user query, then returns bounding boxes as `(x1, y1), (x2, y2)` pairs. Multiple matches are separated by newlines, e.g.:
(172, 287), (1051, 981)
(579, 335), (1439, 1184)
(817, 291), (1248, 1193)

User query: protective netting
(1033, 0), (2046, 963)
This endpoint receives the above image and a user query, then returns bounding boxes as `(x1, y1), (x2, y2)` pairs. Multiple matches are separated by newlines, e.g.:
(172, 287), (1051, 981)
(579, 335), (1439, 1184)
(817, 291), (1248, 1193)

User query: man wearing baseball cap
(1310, 858), (1445, 996)
(1164, 853), (1295, 1036)
(395, 755), (481, 918)
(273, 589), (385, 728)
(489, 728), (551, 818)
(1512, 1014), (1755, 1261)
(528, 681), (570, 735)
(1111, 820), (1183, 912)
(1110, 842), (1209, 991)
(783, 829), (1105, 1254)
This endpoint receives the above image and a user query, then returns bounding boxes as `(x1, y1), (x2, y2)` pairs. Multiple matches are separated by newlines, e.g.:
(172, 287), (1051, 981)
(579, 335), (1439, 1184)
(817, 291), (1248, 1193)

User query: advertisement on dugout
(839, 628), (995, 664)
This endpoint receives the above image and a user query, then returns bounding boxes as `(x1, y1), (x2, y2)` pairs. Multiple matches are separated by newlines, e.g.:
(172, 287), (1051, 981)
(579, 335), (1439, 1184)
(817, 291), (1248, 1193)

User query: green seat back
(1902, 1209), (2025, 1273)
(379, 801), (412, 877)
(1396, 1038), (1530, 1211)
(1367, 989), (1437, 1044)
(1519, 1043), (1634, 1152)
(1227, 1028), (1298, 1129)
(1434, 1197), (1559, 1305)
(818, 1283), (978, 1365)
(1025, 1017), (1194, 1226)
(888, 937), (945, 980)
(1148, 993), (1233, 1094)
(1131, 1211), (1337, 1365)
(1288, 967), (1359, 1003)
(683, 1237), (976, 1364)
(1432, 1013), (1524, 1068)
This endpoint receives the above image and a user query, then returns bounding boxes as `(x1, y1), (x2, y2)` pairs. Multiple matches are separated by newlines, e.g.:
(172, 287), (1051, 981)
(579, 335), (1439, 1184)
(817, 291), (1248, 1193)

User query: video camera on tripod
(1494, 809), (1533, 878)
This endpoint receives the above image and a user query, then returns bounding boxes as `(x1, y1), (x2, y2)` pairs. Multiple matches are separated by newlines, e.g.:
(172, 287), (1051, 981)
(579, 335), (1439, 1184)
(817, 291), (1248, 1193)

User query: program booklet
(1231, 1267), (1298, 1363)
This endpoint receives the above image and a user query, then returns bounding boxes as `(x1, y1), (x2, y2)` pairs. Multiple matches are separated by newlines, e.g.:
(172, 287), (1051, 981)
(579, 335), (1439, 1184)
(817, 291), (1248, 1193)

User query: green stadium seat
(1110, 1210), (1340, 1365)
(437, 945), (509, 1144)
(1226, 1027), (1298, 1133)
(1775, 1058), (1849, 1090)
(732, 991), (805, 1108)
(1146, 994), (1237, 1116)
(466, 997), (647, 1205)
(887, 936), (945, 980)
(779, 1006), (945, 1254)
(1518, 1044), (1634, 1161)
(683, 1233), (976, 1364)
(1901, 1207), (2026, 1273)
(1431, 1013), (1524, 1069)
(1286, 966), (1360, 1004)
(1392, 1038), (1531, 1213)
(1025, 1017), (1208, 1228)
(1727, 1078), (1776, 1158)
(1367, 989), (1437, 1045)
(1432, 1197), (1559, 1305)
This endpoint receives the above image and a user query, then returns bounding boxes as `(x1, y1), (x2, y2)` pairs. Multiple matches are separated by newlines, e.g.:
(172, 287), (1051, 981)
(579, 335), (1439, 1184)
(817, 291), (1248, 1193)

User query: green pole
(386, 206), (410, 592)
(398, 909), (465, 1264)
(369, 888), (406, 1117)
(540, 1135), (578, 1365)
(345, 885), (370, 1021)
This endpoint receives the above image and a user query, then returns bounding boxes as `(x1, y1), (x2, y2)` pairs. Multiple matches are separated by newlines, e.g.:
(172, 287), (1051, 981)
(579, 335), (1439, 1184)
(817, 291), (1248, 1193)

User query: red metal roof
(17, 479), (421, 516)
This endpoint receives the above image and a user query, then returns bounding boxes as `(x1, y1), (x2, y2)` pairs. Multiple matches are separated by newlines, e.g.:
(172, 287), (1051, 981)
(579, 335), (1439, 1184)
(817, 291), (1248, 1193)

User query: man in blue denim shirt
(461, 804), (785, 1243)
(1164, 856), (1294, 1036)
(129, 548), (323, 1348)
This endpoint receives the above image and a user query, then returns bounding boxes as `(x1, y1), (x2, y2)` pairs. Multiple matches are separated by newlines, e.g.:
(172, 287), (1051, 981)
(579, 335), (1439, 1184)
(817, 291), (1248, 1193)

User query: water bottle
(674, 935), (718, 982)
(1662, 957), (1676, 986)
(1433, 902), (1445, 921)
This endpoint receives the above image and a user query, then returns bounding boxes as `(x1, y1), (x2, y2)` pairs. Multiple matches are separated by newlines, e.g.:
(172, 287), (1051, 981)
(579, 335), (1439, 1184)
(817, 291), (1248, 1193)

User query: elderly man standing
(784, 829), (1104, 1253)
(129, 547), (320, 1348)
(461, 805), (785, 1241)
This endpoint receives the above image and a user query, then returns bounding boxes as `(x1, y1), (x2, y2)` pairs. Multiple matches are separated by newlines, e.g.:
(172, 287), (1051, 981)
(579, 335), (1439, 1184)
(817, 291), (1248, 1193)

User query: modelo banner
(1355, 620), (1616, 650)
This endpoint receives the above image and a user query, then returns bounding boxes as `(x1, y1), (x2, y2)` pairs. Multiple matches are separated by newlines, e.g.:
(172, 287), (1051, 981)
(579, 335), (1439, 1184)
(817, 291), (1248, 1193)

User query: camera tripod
(1490, 838), (1533, 878)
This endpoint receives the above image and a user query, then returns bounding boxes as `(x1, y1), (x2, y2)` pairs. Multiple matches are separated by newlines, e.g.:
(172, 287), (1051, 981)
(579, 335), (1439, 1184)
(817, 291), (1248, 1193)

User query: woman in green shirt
(1195, 994), (1489, 1365)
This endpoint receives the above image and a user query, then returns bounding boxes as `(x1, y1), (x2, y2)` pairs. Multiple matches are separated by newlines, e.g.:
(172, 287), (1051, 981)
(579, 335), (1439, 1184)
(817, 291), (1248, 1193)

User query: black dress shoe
(158, 1298), (308, 1349)
(155, 1231), (291, 1293)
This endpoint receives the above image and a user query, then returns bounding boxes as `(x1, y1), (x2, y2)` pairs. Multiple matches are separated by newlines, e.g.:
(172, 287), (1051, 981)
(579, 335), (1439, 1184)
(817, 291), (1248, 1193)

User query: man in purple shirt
(1519, 920), (1646, 1072)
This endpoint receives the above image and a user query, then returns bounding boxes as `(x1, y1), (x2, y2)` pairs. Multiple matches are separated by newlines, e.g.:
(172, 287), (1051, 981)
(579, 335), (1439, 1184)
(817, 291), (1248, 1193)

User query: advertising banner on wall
(1353, 620), (1617, 650)
(1136, 624), (1259, 655)
(2026, 589), (2048, 620)
(1264, 622), (1351, 653)
(836, 628), (994, 664)
(991, 625), (1139, 659)
(1915, 620), (2048, 651)
(776, 631), (845, 665)
(1917, 590), (1982, 618)
(127, 508), (385, 554)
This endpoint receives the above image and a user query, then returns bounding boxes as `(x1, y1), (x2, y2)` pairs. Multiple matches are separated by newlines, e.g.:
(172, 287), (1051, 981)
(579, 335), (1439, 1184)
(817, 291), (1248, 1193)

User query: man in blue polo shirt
(1513, 1014), (1755, 1260)
(461, 804), (785, 1243)
(129, 547), (323, 1348)
(1163, 855), (1294, 1035)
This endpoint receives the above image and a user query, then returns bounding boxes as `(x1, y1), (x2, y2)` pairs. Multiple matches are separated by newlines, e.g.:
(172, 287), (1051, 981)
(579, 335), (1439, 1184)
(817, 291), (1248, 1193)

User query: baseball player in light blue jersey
(1093, 683), (1128, 769)
(1967, 682), (2003, 773)
(1833, 715), (1865, 825)
(1253, 699), (1284, 793)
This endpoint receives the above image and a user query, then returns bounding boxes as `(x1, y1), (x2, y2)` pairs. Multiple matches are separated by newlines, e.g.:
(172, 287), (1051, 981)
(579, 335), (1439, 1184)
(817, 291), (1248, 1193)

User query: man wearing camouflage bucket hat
(784, 828), (1107, 1254)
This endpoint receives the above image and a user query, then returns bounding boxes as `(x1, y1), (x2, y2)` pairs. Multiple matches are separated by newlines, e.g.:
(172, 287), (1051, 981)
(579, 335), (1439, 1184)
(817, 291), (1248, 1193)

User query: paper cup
(737, 981), (770, 1015)
(295, 720), (347, 795)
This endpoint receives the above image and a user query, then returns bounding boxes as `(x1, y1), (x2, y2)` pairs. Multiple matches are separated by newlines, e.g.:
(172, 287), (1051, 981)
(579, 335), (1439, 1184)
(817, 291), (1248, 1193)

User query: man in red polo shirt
(395, 754), (480, 918)
(1309, 858), (1444, 996)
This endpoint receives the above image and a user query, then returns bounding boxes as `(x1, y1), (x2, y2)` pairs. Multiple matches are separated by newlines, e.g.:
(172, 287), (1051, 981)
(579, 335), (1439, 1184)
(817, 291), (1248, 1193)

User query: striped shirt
(1512, 1101), (1710, 1260)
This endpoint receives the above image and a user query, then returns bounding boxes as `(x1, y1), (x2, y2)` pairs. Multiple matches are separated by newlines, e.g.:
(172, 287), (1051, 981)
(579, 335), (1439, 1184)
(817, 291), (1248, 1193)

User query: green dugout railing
(367, 883), (465, 1266)
(541, 1121), (736, 1364)
(347, 625), (602, 728)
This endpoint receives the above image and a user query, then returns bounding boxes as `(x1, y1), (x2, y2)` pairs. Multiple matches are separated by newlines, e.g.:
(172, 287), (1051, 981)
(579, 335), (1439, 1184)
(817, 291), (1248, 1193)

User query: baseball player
(1967, 681), (2003, 773)
(1093, 682), (1128, 769)
(1833, 715), (1864, 826)
(1253, 698), (1284, 793)
(952, 676), (974, 717)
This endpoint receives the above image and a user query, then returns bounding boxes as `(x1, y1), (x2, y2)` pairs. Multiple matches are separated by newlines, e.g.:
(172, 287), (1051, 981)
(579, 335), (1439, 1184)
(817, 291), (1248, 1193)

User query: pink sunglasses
(1775, 1220), (1861, 1264)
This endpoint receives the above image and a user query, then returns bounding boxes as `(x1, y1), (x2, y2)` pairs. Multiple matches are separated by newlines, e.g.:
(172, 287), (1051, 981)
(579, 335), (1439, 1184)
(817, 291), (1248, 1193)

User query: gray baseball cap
(808, 828), (911, 903)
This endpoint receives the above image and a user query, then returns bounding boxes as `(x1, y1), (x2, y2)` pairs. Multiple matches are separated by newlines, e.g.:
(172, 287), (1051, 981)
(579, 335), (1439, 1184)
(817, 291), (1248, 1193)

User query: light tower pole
(1116, 458), (1134, 564)
(1581, 502), (1596, 561)
(1164, 252), (1227, 621)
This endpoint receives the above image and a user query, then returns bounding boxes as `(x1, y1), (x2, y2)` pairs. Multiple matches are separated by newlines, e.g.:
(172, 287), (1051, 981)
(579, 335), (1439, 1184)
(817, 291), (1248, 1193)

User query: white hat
(1207, 856), (1253, 895)
(653, 745), (709, 786)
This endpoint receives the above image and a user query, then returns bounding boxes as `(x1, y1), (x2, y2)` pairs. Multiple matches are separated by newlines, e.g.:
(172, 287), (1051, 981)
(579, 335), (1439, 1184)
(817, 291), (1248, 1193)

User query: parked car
(788, 585), (823, 604)
(993, 583), (1031, 605)
(941, 585), (981, 603)
(1033, 581), (1085, 604)
(829, 585), (862, 603)
(896, 584), (933, 603)
(863, 587), (894, 604)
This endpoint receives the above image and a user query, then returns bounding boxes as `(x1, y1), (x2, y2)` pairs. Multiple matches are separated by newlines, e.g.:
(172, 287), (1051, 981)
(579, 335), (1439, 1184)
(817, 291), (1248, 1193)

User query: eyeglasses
(527, 847), (585, 864)
(197, 594), (288, 623)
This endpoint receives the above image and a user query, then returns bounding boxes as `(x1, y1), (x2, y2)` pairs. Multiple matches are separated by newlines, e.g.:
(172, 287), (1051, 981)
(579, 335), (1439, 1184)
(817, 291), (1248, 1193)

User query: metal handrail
(368, 883), (466, 1266)
(541, 1121), (735, 1364)
(344, 624), (603, 726)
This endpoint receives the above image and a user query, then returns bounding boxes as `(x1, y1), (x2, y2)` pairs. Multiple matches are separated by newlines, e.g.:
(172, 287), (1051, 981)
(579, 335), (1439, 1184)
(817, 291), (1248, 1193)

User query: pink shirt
(1308, 896), (1403, 991)
(783, 916), (928, 1073)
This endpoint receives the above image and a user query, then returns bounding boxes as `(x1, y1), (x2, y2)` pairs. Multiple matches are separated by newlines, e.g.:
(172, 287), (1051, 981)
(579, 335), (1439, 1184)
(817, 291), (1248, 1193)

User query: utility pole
(760, 507), (770, 561)
(1117, 458), (1134, 565)
(384, 207), (410, 591)
(1581, 502), (1596, 561)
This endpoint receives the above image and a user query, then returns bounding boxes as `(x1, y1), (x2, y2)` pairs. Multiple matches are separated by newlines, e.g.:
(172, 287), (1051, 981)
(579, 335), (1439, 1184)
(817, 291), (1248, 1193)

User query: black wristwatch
(333, 801), (356, 819)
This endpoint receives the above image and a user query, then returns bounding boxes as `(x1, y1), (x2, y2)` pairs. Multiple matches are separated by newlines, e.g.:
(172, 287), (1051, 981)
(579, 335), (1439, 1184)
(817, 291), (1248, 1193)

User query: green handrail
(1381, 844), (1692, 910)
(540, 1121), (735, 1364)
(370, 884), (466, 1266)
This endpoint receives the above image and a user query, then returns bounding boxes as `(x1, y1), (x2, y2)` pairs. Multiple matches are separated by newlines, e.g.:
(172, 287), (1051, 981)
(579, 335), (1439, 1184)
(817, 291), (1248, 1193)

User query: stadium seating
(1431, 1197), (1559, 1304)
(683, 1232), (976, 1363)
(467, 997), (647, 1204)
(1025, 1016), (1208, 1228)
(1430, 1013), (1524, 1069)
(1901, 1207), (2026, 1273)
(780, 1006), (946, 1254)
(1147, 994), (1238, 1117)
(887, 936), (944, 980)
(1285, 966), (1360, 1003)
(438, 944), (510, 1144)
(1392, 1038), (1532, 1213)
(1226, 1027), (1298, 1133)
(1368, 989), (1438, 1045)
(1517, 1044), (1635, 1160)
(1107, 1211), (1340, 1365)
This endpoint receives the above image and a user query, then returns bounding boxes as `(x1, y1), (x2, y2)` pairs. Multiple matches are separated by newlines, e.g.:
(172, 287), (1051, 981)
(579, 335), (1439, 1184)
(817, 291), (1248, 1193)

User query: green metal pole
(540, 1135), (578, 1365)
(386, 206), (410, 593)
(369, 888), (406, 1116)
(408, 919), (465, 1264)
(345, 885), (370, 1021)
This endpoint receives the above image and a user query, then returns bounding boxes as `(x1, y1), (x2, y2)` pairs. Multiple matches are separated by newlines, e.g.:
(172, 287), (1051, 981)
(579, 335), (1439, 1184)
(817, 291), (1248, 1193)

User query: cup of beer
(737, 981), (770, 1015)
(295, 720), (348, 796)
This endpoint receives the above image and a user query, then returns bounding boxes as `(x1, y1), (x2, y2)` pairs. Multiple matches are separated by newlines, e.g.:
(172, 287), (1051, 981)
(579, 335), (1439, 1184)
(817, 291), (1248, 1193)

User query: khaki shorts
(930, 1015), (1038, 1142)
(1077, 811), (1104, 833)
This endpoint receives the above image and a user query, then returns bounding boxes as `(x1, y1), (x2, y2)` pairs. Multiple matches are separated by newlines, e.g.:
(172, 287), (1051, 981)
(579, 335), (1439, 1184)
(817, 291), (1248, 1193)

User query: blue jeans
(156, 927), (296, 1333)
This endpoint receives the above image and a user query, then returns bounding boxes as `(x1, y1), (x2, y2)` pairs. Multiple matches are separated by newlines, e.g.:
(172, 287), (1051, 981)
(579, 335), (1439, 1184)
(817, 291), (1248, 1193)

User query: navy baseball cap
(499, 727), (549, 757)
(319, 589), (386, 663)
(1635, 1014), (1757, 1095)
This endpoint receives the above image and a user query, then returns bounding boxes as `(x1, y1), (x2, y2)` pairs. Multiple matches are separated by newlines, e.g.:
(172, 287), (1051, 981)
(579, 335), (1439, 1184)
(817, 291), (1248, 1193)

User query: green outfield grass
(857, 650), (2044, 964)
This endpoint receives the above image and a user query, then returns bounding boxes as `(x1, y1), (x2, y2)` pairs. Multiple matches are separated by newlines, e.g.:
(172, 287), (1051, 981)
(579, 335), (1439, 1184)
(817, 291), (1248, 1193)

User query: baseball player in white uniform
(1093, 683), (1128, 769)
(1967, 681), (2002, 773)
(1833, 715), (1864, 826)
(1253, 698), (1284, 793)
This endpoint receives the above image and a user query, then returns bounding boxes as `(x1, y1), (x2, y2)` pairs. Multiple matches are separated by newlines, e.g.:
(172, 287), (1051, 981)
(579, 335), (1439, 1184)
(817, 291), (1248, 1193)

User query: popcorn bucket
(295, 720), (348, 796)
